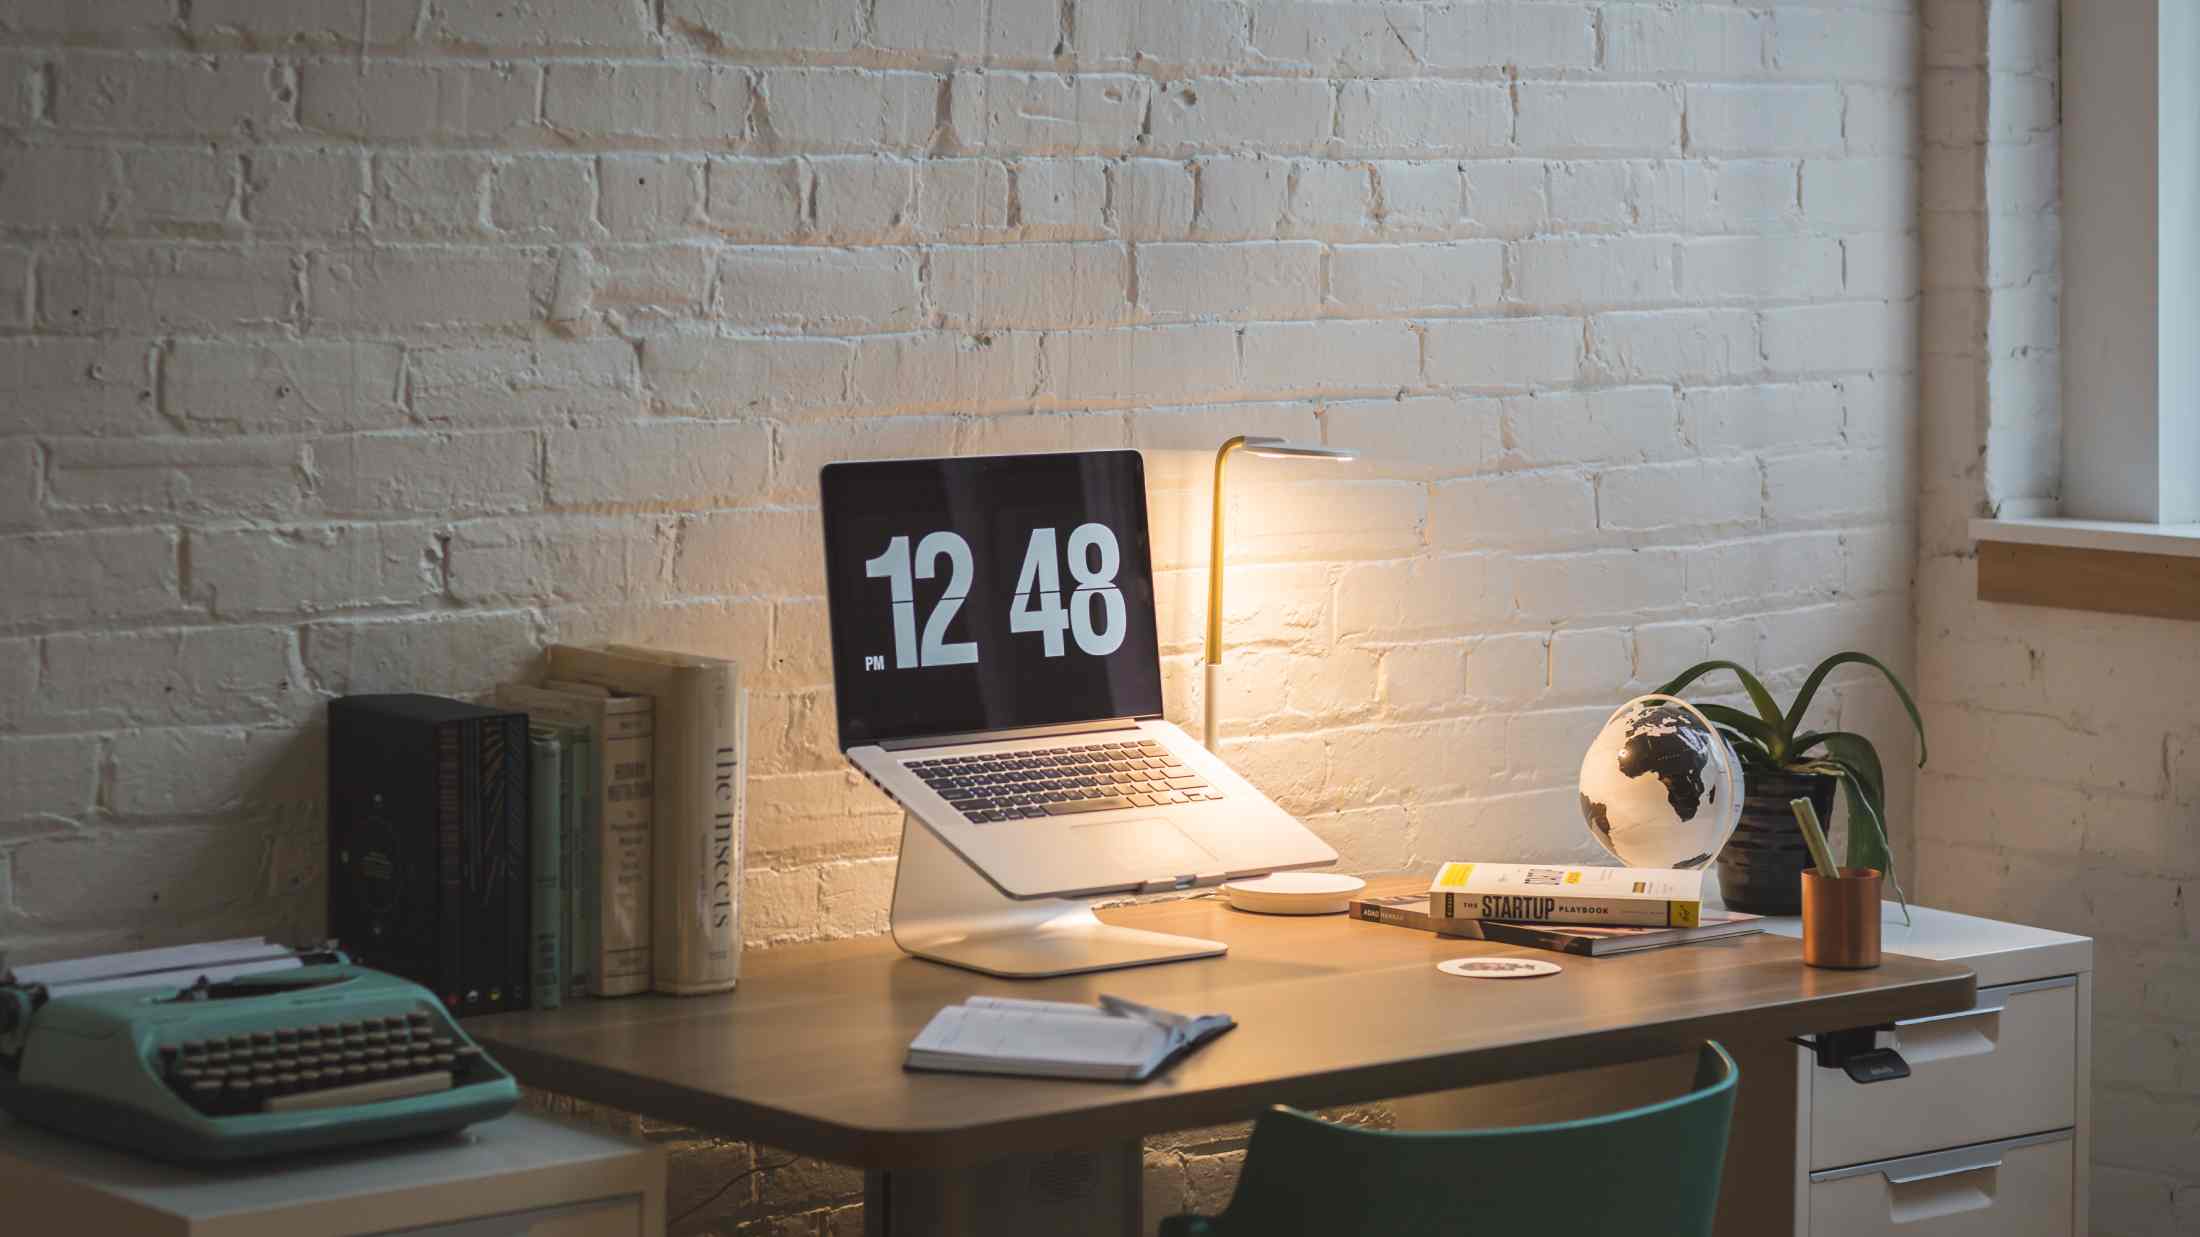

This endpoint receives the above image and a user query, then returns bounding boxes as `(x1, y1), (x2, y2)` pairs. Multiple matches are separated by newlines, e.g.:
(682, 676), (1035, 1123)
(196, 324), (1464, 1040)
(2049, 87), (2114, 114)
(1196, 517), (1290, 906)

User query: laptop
(821, 450), (1337, 901)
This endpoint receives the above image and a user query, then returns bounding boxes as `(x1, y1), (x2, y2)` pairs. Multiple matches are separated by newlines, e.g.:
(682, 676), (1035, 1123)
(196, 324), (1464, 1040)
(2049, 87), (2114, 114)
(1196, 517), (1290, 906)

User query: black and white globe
(1578, 695), (1744, 870)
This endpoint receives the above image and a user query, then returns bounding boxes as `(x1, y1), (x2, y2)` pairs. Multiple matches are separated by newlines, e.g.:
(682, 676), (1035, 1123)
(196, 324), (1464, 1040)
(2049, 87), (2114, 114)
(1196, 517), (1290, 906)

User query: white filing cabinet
(0, 1111), (666, 1236)
(1766, 906), (2092, 1237)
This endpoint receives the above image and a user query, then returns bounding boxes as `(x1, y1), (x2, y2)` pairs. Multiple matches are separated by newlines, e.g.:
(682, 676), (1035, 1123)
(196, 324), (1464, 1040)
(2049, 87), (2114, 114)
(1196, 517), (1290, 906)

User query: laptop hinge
(879, 718), (1141, 751)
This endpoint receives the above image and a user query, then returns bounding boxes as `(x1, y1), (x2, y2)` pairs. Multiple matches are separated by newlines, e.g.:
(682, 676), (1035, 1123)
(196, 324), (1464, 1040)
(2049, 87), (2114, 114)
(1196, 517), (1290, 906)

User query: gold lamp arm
(1207, 436), (1248, 667)
(1204, 435), (1249, 750)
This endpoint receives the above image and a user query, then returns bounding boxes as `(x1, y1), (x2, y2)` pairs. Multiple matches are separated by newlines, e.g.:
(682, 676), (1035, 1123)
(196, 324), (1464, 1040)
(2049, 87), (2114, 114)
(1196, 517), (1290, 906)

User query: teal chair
(1159, 1041), (1738, 1237)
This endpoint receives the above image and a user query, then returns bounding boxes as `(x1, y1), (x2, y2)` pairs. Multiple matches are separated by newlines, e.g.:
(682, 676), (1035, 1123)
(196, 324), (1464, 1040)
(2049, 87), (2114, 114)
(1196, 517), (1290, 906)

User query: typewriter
(0, 939), (520, 1164)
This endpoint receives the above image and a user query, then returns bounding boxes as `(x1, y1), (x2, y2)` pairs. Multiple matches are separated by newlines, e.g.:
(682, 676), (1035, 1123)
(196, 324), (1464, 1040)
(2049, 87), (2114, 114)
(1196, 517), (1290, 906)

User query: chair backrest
(1187, 1041), (1738, 1237)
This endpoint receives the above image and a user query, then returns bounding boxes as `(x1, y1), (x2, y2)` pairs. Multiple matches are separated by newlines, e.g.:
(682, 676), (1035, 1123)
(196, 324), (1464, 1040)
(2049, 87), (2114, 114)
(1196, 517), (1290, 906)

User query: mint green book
(497, 681), (651, 997)
(561, 726), (596, 1002)
(527, 724), (563, 1011)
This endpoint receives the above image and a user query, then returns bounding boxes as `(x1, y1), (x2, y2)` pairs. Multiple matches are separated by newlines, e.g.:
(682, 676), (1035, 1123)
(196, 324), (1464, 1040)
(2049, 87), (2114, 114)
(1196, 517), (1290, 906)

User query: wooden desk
(469, 895), (1975, 1236)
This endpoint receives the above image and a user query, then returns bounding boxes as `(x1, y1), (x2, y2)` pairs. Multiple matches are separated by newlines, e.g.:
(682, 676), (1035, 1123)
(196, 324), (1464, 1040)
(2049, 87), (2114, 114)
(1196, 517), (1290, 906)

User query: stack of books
(327, 643), (751, 1020)
(505, 645), (750, 1002)
(1347, 864), (1762, 957)
(328, 695), (537, 1017)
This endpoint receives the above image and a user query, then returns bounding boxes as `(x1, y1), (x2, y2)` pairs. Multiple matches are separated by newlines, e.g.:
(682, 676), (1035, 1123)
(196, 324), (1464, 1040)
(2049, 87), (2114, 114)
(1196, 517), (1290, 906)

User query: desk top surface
(469, 889), (1975, 1170)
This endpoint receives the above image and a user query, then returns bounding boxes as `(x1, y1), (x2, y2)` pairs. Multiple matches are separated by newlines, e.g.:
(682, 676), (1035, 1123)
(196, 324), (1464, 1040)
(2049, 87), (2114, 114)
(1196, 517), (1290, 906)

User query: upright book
(496, 682), (654, 997)
(527, 725), (563, 1010)
(328, 693), (530, 1017)
(1428, 862), (1706, 928)
(545, 643), (746, 995)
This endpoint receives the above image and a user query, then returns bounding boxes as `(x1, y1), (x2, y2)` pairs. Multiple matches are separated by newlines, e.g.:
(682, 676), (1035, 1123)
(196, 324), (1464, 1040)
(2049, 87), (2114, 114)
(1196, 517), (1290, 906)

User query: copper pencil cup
(1800, 868), (1883, 968)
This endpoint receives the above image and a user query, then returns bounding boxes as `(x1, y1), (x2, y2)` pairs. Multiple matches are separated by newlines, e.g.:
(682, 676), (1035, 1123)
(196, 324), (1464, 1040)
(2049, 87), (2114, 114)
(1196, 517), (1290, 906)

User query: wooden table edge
(478, 963), (1976, 1171)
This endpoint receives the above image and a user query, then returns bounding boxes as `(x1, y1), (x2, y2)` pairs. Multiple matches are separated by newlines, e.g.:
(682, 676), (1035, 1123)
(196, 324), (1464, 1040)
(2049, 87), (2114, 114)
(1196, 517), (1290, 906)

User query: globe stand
(888, 814), (1228, 979)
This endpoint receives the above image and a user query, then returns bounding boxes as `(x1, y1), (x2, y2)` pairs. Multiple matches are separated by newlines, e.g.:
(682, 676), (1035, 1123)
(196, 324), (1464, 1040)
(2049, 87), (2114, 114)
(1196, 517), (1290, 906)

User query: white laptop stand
(888, 814), (1228, 978)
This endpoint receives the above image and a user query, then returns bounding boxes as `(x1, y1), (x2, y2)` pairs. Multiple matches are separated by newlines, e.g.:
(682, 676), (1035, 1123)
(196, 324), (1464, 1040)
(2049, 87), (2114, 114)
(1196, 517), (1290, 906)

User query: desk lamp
(1205, 435), (1358, 750)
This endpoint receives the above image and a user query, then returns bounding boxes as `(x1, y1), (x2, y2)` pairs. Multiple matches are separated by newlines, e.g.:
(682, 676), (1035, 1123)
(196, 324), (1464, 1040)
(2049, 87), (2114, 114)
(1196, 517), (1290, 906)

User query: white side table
(1765, 904), (2093, 1237)
(0, 1110), (665, 1236)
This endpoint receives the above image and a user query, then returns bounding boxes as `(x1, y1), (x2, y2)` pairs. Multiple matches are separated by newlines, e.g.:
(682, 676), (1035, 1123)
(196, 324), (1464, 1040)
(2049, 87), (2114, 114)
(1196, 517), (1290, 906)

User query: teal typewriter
(0, 938), (520, 1164)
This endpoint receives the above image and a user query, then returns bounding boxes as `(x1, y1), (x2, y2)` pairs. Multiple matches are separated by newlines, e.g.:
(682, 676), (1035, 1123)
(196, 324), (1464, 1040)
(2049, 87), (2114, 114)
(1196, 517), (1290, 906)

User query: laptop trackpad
(1063, 817), (1216, 871)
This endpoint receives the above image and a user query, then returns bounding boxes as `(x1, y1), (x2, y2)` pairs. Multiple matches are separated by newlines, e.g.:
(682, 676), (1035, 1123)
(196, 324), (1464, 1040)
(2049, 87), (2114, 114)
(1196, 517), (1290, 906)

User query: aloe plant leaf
(1837, 774), (1913, 924)
(1716, 729), (1780, 769)
(1698, 703), (1779, 754)
(1840, 772), (1891, 874)
(1793, 732), (1886, 799)
(1651, 660), (1787, 749)
(1782, 652), (1927, 767)
(1812, 755), (1892, 874)
(1795, 738), (1896, 896)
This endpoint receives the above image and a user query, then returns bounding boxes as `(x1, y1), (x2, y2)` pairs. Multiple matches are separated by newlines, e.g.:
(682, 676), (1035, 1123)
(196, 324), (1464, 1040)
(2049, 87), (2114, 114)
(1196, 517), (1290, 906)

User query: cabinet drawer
(398, 1195), (643, 1235)
(1808, 1131), (2073, 1237)
(1811, 976), (2076, 1169)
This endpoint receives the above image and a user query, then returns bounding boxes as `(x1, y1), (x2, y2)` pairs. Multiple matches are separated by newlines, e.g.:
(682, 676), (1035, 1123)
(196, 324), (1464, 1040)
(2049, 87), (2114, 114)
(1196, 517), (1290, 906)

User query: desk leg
(1712, 1033), (1808, 1237)
(864, 1141), (1143, 1237)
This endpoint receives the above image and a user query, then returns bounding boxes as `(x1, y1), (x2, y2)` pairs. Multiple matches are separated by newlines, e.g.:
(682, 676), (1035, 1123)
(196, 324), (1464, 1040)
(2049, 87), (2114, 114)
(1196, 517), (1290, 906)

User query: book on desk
(906, 995), (1233, 1082)
(1348, 874), (1762, 957)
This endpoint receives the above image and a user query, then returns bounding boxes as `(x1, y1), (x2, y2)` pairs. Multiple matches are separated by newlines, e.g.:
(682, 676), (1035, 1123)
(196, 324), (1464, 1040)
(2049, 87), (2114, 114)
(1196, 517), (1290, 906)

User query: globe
(1578, 694), (1745, 870)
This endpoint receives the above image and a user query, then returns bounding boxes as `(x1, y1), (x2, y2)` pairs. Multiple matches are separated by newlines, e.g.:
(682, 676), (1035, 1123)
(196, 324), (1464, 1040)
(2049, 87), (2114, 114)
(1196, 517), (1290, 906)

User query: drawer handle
(1886, 1149), (2003, 1185)
(1898, 974), (2078, 1027)
(1898, 997), (2005, 1027)
(1813, 1129), (2074, 1187)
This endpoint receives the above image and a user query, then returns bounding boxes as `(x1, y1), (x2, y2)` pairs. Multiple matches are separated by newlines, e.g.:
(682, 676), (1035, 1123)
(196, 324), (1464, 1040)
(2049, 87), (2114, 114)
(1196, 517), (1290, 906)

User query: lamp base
(888, 815), (1227, 979)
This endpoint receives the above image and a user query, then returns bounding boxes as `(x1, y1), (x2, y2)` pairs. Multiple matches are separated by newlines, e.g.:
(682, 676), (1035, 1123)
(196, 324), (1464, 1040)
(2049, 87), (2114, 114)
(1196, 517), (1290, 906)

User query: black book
(329, 693), (531, 1018)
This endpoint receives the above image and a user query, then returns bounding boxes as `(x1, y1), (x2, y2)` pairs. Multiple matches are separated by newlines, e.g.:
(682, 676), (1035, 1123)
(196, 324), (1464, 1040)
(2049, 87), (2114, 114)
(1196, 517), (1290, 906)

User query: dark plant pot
(1715, 770), (1839, 916)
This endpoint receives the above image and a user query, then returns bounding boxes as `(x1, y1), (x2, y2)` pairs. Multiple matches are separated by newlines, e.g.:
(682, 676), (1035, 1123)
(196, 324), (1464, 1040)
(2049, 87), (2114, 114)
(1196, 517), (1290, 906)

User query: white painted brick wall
(1912, 4), (2200, 1232)
(0, 5), (1924, 1231)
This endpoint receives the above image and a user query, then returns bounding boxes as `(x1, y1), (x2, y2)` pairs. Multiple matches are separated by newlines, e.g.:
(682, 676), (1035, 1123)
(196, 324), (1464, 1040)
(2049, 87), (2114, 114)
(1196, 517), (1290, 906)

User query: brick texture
(0, 4), (1927, 1233)
(1911, 5), (2193, 1233)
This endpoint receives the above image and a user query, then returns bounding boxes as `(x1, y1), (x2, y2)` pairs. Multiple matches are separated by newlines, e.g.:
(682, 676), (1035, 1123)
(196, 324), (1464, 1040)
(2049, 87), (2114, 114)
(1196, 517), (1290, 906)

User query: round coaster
(1222, 872), (1367, 915)
(1438, 956), (1563, 979)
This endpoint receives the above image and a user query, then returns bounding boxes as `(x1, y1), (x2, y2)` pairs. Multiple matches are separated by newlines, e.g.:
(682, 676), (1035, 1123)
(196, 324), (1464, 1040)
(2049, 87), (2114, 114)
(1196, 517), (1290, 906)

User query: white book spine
(594, 702), (653, 996)
(611, 652), (742, 996)
(659, 670), (741, 994)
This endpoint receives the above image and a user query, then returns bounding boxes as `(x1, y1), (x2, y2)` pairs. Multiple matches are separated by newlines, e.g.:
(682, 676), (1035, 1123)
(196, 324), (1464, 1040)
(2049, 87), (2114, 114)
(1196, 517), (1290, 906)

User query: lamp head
(1236, 436), (1358, 462)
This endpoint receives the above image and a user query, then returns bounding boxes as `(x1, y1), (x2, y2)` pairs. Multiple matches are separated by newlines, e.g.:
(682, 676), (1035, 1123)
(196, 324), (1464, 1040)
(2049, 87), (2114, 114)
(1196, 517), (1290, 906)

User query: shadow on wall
(0, 727), (326, 967)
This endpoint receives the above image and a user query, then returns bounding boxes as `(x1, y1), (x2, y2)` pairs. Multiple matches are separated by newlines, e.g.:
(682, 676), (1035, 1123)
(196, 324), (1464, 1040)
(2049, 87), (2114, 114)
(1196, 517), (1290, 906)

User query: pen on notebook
(1098, 995), (1189, 1030)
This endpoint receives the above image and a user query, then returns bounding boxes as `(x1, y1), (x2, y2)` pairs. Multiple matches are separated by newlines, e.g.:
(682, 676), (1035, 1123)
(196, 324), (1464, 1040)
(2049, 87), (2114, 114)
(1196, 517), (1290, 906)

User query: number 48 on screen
(863, 524), (1126, 670)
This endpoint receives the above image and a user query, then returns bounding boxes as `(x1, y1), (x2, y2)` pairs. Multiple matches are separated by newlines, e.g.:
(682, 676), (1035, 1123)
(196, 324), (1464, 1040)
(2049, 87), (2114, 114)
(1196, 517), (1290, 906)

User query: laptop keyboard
(905, 739), (1222, 823)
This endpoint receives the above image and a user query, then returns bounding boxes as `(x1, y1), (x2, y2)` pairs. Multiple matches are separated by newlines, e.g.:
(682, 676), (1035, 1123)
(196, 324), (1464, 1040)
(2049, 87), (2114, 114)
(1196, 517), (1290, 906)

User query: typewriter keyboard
(158, 1011), (488, 1116)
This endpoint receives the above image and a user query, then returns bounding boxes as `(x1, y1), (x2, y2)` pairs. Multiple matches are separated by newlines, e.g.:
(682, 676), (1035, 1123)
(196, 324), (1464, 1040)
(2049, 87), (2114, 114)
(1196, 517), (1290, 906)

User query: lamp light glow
(1204, 435), (1359, 750)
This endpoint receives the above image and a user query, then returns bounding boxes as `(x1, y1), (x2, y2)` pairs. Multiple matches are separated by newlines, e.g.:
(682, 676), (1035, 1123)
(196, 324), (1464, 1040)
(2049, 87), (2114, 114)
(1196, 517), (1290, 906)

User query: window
(2058, 0), (2199, 525)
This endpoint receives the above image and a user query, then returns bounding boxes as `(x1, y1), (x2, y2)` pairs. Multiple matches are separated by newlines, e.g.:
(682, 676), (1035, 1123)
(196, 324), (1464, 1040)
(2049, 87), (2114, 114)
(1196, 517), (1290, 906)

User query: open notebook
(906, 995), (1235, 1082)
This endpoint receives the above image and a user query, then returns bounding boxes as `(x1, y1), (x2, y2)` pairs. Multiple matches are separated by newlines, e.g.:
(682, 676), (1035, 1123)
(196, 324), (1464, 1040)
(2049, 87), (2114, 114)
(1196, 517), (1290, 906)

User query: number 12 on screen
(863, 524), (1127, 670)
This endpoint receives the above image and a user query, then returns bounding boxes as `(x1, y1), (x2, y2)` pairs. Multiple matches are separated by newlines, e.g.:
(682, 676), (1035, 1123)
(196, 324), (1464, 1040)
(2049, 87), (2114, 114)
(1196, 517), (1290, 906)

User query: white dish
(1438, 957), (1563, 979)
(1221, 872), (1366, 915)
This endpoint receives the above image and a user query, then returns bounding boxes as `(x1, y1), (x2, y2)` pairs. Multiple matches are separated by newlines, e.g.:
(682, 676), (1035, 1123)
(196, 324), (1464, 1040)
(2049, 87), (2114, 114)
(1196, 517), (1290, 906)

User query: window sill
(1971, 518), (2200, 621)
(1970, 517), (2200, 558)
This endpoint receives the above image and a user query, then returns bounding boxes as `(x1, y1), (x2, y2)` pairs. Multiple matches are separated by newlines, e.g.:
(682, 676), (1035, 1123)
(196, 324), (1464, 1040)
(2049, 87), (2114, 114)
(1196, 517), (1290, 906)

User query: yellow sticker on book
(1565, 871), (1581, 884)
(1433, 862), (1473, 888)
(1671, 903), (1700, 928)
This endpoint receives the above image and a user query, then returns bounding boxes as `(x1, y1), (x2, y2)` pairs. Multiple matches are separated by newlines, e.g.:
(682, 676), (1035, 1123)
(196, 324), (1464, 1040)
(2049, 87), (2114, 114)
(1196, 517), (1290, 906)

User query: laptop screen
(820, 451), (1166, 750)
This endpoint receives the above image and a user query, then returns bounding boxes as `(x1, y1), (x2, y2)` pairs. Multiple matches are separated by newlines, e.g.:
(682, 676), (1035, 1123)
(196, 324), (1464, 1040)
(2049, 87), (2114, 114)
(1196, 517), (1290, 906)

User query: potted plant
(1653, 653), (1925, 915)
